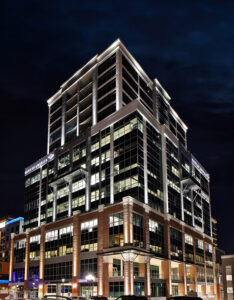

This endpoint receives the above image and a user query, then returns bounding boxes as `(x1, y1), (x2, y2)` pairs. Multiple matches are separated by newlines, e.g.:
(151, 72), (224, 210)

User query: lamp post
(62, 278), (65, 297)
(85, 274), (95, 298)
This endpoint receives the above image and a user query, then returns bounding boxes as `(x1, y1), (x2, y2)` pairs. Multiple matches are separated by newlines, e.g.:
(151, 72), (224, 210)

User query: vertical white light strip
(180, 181), (184, 222)
(47, 106), (51, 154)
(38, 167), (42, 227)
(110, 125), (114, 204)
(68, 178), (72, 217)
(52, 185), (57, 222)
(143, 118), (148, 204)
(116, 48), (123, 111)
(76, 82), (80, 137)
(61, 93), (66, 146)
(92, 67), (98, 126)
(161, 129), (169, 213)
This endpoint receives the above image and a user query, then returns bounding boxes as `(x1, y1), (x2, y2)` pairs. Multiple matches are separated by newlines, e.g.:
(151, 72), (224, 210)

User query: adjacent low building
(0, 216), (24, 297)
(222, 255), (234, 300)
(10, 39), (216, 299)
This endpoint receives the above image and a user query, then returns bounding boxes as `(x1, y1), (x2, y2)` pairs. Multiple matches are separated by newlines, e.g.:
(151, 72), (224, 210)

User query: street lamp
(62, 278), (65, 297)
(85, 274), (95, 298)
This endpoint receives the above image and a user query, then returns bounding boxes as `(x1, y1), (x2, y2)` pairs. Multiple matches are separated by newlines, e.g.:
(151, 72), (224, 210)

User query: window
(185, 234), (193, 245)
(151, 265), (160, 279)
(151, 282), (166, 297)
(29, 235), (40, 261)
(73, 144), (86, 161)
(80, 258), (97, 278)
(149, 219), (164, 254)
(133, 213), (144, 248)
(134, 282), (144, 296)
(12, 268), (24, 282)
(109, 212), (124, 247)
(44, 261), (72, 280)
(47, 285), (57, 294)
(72, 195), (85, 208)
(13, 239), (26, 263)
(113, 259), (122, 277)
(81, 219), (98, 252)
(109, 281), (124, 298)
(134, 262), (139, 277)
(58, 152), (70, 170)
(170, 227), (183, 260)
(196, 239), (204, 249)
(226, 266), (232, 275)
(45, 226), (73, 258)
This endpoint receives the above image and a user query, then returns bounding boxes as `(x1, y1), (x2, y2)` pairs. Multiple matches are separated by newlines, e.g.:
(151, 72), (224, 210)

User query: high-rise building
(10, 39), (216, 299)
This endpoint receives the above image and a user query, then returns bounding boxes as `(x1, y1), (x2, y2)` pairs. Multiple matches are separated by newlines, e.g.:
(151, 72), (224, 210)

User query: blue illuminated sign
(5, 217), (24, 226)
(0, 280), (9, 284)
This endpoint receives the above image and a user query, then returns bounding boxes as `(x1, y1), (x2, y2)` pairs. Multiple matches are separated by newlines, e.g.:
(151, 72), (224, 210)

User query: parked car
(70, 297), (88, 300)
(116, 296), (148, 300)
(167, 297), (203, 300)
(43, 295), (72, 300)
(90, 297), (108, 300)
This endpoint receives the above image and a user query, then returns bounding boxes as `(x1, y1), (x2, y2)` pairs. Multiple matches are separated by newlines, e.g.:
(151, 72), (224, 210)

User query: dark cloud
(0, 0), (233, 253)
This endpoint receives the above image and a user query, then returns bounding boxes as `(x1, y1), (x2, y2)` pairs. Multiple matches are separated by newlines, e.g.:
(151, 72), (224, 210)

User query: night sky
(0, 1), (233, 253)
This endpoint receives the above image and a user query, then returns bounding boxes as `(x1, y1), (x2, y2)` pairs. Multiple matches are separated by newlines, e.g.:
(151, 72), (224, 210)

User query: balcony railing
(171, 274), (181, 280)
(151, 273), (164, 279)
(186, 276), (195, 282)
(197, 276), (205, 282)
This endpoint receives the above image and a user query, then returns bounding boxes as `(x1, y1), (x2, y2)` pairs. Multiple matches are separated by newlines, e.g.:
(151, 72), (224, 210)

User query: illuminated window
(81, 219), (98, 252)
(109, 212), (124, 247)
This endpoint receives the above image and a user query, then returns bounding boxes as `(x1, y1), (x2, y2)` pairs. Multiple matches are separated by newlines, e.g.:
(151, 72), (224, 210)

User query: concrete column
(124, 260), (130, 295)
(65, 176), (73, 217)
(164, 218), (171, 259)
(129, 261), (134, 295)
(190, 265), (197, 293)
(92, 67), (98, 126)
(24, 229), (30, 298)
(143, 118), (148, 204)
(39, 222), (46, 299)
(161, 127), (169, 214)
(203, 241), (208, 297)
(9, 233), (15, 283)
(116, 49), (123, 110)
(110, 125), (114, 204)
(72, 211), (81, 296)
(144, 257), (151, 297)
(123, 196), (134, 245)
(52, 185), (57, 222)
(97, 205), (104, 295)
(122, 251), (137, 295)
(97, 256), (104, 296)
(162, 259), (171, 297)
(178, 263), (185, 295)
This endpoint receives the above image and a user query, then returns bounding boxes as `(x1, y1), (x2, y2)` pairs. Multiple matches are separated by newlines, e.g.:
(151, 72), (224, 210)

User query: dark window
(98, 67), (116, 87)
(80, 258), (97, 278)
(98, 79), (116, 99)
(98, 53), (116, 75)
(44, 261), (72, 280)
(109, 281), (124, 298)
(133, 213), (144, 248)
(170, 227), (183, 261)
